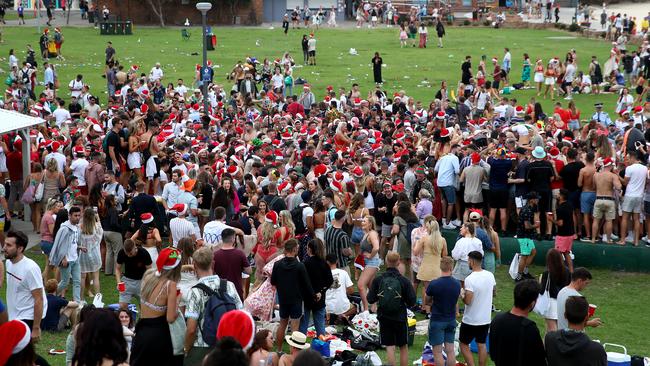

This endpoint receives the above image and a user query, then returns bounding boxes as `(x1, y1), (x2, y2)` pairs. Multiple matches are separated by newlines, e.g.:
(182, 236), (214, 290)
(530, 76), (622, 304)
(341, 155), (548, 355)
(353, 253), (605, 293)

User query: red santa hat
(352, 166), (364, 178)
(265, 210), (278, 227)
(602, 157), (614, 167)
(330, 180), (343, 193)
(131, 64), (139, 72)
(140, 104), (149, 114)
(216, 310), (256, 350)
(170, 203), (188, 216)
(435, 111), (446, 120)
(440, 128), (451, 138)
(156, 247), (182, 274)
(73, 145), (86, 156)
(313, 164), (328, 178)
(549, 147), (560, 158)
(0, 320), (31, 365)
(51, 141), (61, 152)
(140, 213), (154, 224)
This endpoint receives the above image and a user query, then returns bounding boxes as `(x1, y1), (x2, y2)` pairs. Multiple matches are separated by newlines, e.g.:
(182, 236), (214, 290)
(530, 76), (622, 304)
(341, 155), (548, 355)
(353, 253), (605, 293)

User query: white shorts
(544, 297), (558, 320)
(545, 77), (556, 85)
(534, 72), (544, 83)
(145, 156), (158, 179)
(127, 152), (142, 170)
(0, 155), (7, 173)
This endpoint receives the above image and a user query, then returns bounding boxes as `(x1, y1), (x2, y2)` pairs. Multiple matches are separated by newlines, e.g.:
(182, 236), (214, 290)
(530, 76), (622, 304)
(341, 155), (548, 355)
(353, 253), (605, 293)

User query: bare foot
(615, 241), (626, 246)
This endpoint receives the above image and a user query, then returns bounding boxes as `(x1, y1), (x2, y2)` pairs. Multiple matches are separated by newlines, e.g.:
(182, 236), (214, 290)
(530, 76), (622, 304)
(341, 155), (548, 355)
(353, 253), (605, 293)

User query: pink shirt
(40, 211), (55, 242)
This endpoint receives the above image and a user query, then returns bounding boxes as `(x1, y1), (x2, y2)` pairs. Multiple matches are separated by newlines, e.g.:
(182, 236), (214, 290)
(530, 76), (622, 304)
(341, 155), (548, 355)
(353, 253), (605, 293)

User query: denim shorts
(568, 120), (580, 130)
(580, 191), (596, 214)
(364, 255), (381, 268)
(40, 240), (54, 256)
(428, 318), (457, 346)
(440, 186), (456, 204)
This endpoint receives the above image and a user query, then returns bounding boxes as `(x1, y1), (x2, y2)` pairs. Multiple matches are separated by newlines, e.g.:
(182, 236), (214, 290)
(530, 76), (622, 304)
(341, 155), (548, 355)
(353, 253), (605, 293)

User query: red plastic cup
(588, 304), (597, 318)
(118, 282), (126, 292)
(176, 288), (181, 297)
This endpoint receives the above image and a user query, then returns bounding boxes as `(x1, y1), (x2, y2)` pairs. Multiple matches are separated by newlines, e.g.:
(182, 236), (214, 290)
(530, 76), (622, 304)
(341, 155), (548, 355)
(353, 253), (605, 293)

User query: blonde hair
(192, 247), (213, 271)
(45, 198), (61, 211)
(81, 207), (97, 235)
(261, 221), (276, 245)
(424, 215), (444, 256)
(279, 210), (295, 236)
(140, 265), (181, 302)
(46, 158), (58, 172)
(364, 215), (377, 232)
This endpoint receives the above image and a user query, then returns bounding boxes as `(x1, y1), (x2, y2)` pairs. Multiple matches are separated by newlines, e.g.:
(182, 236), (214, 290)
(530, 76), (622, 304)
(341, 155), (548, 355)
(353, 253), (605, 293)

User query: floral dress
(244, 254), (285, 321)
(78, 222), (104, 273)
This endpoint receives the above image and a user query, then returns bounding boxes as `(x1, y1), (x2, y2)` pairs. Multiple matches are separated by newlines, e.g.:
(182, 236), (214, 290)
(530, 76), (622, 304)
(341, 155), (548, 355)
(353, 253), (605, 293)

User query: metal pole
(37, 0), (41, 34)
(201, 10), (210, 116)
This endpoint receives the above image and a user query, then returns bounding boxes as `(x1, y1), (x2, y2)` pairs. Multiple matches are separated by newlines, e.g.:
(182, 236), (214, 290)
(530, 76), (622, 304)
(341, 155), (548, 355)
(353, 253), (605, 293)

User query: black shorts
(379, 318), (408, 347)
(489, 189), (509, 209)
(308, 50), (316, 57)
(279, 303), (303, 320)
(459, 322), (490, 345)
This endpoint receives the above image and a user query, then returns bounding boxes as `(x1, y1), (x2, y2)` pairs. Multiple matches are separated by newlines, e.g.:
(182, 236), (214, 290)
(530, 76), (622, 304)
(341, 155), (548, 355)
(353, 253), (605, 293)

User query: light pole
(196, 2), (212, 117)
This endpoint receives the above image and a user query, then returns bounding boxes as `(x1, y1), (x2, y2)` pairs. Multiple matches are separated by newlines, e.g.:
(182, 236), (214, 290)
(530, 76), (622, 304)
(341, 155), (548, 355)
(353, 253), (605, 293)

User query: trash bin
(206, 34), (214, 50)
(115, 22), (124, 35)
(407, 318), (417, 346)
(124, 21), (133, 35)
(100, 22), (109, 35)
(88, 11), (95, 23)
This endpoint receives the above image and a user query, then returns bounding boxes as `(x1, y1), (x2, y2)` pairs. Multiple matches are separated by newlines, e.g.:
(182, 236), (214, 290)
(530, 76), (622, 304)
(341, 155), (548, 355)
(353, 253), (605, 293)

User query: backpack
(291, 204), (308, 235)
(193, 280), (238, 346)
(378, 274), (402, 315)
(401, 221), (421, 247)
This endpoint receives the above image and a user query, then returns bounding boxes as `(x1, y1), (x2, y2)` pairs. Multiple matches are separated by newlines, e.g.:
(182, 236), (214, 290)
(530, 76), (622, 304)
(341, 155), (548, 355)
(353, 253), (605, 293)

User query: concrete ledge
(441, 230), (650, 273)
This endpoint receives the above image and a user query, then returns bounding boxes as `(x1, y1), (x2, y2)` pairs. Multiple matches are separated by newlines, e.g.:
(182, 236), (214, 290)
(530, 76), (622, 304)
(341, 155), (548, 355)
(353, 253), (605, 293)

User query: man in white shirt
(202, 207), (243, 248)
(43, 62), (54, 86)
(52, 99), (71, 127)
(271, 69), (284, 92)
(68, 74), (84, 98)
(325, 253), (356, 321)
(564, 62), (577, 100)
(618, 150), (647, 246)
(168, 203), (196, 247)
(149, 62), (164, 82)
(459, 251), (495, 366)
(175, 79), (188, 97)
(4, 230), (47, 341)
(69, 147), (89, 195)
(161, 169), (184, 209)
(307, 34), (317, 65)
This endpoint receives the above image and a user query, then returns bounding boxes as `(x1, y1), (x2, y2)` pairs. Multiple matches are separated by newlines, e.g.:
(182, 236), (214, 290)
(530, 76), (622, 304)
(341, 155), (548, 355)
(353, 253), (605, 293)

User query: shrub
(463, 20), (471, 26)
(483, 20), (491, 26)
(568, 23), (580, 32)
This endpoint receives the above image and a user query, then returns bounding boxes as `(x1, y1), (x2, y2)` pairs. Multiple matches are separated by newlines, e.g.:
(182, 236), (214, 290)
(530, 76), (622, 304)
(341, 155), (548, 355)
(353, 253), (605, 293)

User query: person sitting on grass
(324, 253), (357, 325)
(42, 278), (79, 332)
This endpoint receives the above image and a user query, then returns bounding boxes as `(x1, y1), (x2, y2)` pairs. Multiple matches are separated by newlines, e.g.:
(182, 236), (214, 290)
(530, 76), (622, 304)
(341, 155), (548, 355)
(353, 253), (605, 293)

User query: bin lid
(407, 318), (417, 327)
(607, 352), (631, 362)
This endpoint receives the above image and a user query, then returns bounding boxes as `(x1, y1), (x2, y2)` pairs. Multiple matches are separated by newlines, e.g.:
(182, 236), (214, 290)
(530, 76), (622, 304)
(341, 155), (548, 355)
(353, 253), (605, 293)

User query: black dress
(372, 56), (383, 84)
(130, 316), (182, 366)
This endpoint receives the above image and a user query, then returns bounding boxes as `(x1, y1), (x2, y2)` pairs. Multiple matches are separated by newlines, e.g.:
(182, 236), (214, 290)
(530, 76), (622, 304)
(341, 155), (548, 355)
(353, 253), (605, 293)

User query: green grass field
(0, 24), (646, 364)
(0, 25), (622, 116)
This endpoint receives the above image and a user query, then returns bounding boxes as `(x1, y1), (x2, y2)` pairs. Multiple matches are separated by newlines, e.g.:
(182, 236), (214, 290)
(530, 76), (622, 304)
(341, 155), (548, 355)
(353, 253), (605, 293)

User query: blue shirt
(42, 294), (69, 331)
(435, 154), (460, 188)
(426, 276), (461, 322)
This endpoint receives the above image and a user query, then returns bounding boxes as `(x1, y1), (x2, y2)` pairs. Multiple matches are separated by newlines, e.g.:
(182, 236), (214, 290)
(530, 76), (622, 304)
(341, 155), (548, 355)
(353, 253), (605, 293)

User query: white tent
(0, 109), (47, 213)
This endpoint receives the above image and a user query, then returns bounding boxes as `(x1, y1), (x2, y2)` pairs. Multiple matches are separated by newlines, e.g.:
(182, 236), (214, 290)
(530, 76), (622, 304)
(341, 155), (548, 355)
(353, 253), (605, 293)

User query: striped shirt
(324, 226), (351, 268)
(169, 217), (195, 247)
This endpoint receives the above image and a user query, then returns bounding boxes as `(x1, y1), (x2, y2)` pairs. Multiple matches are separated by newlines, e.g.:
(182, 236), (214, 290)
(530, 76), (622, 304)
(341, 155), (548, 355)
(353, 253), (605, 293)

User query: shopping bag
(508, 253), (520, 280)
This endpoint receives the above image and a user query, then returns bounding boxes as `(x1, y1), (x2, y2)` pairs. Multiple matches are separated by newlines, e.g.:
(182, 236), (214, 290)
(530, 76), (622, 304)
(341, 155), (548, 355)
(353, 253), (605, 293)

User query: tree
(145, 0), (172, 27)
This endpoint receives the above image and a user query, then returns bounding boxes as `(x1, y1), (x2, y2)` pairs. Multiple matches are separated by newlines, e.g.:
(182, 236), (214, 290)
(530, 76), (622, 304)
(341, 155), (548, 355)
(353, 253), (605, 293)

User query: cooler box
(407, 318), (417, 346)
(604, 343), (631, 366)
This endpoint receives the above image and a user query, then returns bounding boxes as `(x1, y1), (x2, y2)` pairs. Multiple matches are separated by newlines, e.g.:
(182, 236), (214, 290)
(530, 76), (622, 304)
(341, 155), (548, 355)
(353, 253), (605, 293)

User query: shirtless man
(141, 121), (161, 194)
(591, 157), (622, 243)
(578, 152), (597, 241)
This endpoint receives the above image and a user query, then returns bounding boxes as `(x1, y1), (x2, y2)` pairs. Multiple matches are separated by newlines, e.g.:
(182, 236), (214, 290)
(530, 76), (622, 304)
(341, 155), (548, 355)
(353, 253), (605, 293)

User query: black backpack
(378, 273), (403, 315)
(291, 203), (308, 235)
(193, 280), (238, 346)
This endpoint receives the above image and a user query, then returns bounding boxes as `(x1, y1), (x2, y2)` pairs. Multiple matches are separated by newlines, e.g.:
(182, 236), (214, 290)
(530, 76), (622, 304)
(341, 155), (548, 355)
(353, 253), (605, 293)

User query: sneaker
(579, 237), (591, 242)
(642, 236), (649, 243)
(610, 233), (619, 240)
(451, 219), (462, 227)
(442, 223), (456, 230)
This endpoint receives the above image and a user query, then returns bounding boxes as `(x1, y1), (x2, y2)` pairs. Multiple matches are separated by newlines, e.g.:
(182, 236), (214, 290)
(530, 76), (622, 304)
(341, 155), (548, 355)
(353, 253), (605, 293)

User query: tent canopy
(0, 109), (45, 135)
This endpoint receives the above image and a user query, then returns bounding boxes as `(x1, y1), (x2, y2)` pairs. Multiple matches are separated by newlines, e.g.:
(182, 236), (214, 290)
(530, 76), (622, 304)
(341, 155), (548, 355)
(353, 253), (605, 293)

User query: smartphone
(93, 206), (98, 213)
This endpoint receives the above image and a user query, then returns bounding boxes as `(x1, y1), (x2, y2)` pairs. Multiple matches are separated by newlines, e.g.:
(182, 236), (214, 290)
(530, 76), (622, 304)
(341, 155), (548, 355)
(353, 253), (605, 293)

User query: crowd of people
(1, 15), (650, 366)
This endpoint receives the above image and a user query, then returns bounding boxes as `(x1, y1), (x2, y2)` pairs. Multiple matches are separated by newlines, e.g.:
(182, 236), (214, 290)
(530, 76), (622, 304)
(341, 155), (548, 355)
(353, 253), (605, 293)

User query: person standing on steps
(372, 52), (383, 85)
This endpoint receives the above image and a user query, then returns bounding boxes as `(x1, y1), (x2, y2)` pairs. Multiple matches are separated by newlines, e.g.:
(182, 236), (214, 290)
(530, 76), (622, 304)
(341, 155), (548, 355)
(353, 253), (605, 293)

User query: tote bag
(533, 274), (551, 316)
(508, 253), (520, 280)
(21, 184), (36, 205)
(169, 309), (187, 355)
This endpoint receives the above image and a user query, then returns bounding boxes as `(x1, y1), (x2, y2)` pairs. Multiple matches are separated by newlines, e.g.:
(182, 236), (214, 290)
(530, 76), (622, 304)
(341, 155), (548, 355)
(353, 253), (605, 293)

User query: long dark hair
(52, 209), (69, 238)
(72, 308), (128, 366)
(546, 248), (567, 284)
(397, 201), (418, 223)
(137, 222), (152, 243)
(308, 238), (326, 260)
(6, 341), (35, 366)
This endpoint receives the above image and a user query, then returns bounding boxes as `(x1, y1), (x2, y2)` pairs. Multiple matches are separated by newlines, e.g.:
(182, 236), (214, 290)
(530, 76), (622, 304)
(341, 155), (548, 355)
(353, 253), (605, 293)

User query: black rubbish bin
(88, 11), (95, 23)
(206, 34), (214, 50)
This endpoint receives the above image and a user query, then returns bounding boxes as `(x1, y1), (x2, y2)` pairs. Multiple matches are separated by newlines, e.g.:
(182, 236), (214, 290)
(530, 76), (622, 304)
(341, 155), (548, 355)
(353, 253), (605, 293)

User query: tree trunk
(145, 0), (166, 27)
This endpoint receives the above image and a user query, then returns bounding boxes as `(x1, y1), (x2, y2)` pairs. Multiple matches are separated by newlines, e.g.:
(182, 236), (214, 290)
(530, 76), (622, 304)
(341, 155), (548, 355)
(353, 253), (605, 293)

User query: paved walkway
(10, 218), (42, 251)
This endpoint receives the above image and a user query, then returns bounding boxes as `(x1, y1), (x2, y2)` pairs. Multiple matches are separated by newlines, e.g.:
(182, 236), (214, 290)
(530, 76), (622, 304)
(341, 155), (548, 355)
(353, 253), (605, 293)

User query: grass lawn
(4, 245), (650, 366)
(0, 25), (622, 117)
